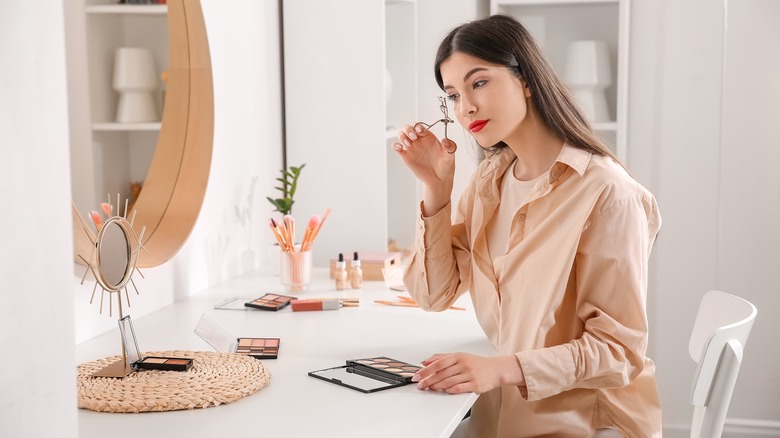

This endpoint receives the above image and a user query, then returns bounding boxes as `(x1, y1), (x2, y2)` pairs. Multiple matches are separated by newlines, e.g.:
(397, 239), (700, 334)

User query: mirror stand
(76, 195), (147, 378)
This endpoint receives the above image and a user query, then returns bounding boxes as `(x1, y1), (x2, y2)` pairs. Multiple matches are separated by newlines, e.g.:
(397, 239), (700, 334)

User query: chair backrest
(689, 290), (757, 438)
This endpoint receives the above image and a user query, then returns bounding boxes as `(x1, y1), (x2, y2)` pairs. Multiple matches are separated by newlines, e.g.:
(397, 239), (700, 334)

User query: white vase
(113, 47), (159, 123)
(564, 40), (612, 123)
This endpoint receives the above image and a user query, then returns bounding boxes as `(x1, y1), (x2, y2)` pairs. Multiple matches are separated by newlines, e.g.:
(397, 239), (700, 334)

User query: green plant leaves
(268, 163), (305, 215)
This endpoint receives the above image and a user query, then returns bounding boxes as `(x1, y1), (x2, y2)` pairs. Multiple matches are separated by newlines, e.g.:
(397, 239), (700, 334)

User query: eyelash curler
(413, 96), (456, 154)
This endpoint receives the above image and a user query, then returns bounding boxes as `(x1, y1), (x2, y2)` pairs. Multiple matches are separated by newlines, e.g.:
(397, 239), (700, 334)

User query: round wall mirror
(72, 0), (213, 269)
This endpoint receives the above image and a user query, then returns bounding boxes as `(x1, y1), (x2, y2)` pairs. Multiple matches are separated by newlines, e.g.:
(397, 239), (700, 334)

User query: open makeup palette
(244, 293), (297, 311)
(194, 313), (280, 359)
(309, 356), (422, 393)
(119, 315), (194, 372)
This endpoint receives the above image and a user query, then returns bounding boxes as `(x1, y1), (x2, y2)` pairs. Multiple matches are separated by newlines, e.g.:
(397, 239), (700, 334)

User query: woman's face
(440, 52), (531, 148)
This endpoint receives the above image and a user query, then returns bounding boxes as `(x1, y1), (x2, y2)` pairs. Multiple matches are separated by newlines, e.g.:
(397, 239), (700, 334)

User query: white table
(76, 269), (495, 437)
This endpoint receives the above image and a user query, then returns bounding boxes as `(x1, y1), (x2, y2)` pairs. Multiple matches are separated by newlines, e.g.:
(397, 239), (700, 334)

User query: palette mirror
(309, 365), (406, 393)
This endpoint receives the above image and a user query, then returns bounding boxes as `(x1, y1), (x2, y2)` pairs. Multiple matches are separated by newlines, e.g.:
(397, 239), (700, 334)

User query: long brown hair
(434, 14), (619, 163)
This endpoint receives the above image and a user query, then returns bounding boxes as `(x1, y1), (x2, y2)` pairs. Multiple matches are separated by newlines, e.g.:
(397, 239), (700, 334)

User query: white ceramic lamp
(113, 47), (159, 123)
(564, 40), (611, 123)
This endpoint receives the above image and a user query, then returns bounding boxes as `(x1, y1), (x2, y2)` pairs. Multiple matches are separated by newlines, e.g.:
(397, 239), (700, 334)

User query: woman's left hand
(412, 353), (525, 394)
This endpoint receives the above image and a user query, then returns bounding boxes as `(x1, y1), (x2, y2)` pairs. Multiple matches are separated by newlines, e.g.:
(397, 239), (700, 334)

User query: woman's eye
(446, 94), (460, 102)
(473, 80), (487, 89)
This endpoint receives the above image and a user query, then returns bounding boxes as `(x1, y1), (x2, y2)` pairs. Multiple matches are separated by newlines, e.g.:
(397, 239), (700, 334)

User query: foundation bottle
(349, 251), (362, 289)
(335, 253), (348, 290)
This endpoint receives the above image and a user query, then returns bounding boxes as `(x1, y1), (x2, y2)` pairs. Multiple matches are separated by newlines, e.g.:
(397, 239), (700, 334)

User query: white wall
(629, 0), (780, 435)
(70, 0), (284, 343)
(0, 1), (77, 437)
(710, 0), (780, 428)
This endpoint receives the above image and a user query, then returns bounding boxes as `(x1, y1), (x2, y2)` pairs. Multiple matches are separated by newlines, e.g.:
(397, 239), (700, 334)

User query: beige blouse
(404, 145), (662, 437)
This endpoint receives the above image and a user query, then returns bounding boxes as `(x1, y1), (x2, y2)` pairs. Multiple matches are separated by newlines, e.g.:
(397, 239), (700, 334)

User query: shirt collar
(481, 144), (592, 183)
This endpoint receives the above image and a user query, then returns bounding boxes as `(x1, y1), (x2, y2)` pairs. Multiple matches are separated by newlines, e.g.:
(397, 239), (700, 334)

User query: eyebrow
(443, 67), (489, 91)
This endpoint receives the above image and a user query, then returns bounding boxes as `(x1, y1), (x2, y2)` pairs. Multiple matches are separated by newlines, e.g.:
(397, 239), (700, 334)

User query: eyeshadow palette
(245, 293), (296, 311)
(119, 315), (194, 372)
(308, 356), (422, 393)
(236, 337), (280, 359)
(348, 357), (422, 382)
(194, 314), (282, 360)
(135, 356), (194, 371)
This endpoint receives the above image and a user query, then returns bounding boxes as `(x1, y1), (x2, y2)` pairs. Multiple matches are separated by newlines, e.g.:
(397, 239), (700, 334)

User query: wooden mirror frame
(73, 0), (213, 268)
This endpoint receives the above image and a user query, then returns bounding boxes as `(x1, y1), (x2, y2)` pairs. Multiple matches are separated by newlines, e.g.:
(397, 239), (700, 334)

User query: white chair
(689, 290), (757, 438)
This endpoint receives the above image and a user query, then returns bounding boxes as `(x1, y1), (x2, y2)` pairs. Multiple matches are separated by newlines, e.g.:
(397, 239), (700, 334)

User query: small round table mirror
(97, 218), (133, 291)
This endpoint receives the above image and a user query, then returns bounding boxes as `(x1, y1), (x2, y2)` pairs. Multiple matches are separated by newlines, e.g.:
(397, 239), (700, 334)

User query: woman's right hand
(392, 124), (456, 215)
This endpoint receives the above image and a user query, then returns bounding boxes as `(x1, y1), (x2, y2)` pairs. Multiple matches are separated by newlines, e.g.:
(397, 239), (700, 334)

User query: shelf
(86, 4), (167, 15)
(92, 122), (162, 131)
(385, 0), (416, 4)
(592, 121), (617, 131)
(497, 0), (618, 5)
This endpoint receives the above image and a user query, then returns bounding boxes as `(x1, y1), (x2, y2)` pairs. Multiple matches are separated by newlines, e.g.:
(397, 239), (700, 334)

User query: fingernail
(417, 383), (424, 390)
(408, 131), (418, 140)
(403, 139), (411, 148)
(411, 373), (420, 382)
(392, 143), (402, 151)
(415, 125), (424, 133)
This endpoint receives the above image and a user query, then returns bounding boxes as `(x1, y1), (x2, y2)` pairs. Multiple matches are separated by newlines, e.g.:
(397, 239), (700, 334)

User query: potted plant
(267, 163), (305, 216)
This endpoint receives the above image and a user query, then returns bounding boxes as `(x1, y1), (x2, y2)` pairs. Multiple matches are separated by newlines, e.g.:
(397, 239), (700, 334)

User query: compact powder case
(119, 315), (194, 372)
(245, 293), (296, 311)
(134, 356), (193, 371)
(309, 356), (422, 393)
(194, 313), (280, 360)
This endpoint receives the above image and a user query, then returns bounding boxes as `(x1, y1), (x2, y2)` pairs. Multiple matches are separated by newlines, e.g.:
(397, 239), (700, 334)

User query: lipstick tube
(291, 298), (340, 312)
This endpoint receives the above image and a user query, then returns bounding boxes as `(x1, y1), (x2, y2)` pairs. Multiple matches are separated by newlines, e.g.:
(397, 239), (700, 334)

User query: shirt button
(550, 170), (560, 179)
(517, 214), (525, 221)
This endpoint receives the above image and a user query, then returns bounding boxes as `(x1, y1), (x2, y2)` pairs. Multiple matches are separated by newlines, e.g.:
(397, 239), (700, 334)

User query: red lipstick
(469, 120), (488, 133)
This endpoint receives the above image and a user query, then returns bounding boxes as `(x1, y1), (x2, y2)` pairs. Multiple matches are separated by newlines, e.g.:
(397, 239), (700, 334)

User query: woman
(392, 15), (662, 437)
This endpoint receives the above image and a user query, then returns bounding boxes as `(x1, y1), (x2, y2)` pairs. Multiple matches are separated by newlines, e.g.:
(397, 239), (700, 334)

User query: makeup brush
(308, 208), (331, 247)
(100, 202), (112, 218)
(301, 215), (320, 251)
(89, 210), (103, 231)
(284, 215), (295, 250)
(276, 219), (293, 253)
(268, 218), (286, 250)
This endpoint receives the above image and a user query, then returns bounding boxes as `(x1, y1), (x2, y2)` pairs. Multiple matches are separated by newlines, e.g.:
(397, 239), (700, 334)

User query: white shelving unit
(70, 1), (168, 211)
(491, 0), (629, 162)
(284, 0), (418, 265)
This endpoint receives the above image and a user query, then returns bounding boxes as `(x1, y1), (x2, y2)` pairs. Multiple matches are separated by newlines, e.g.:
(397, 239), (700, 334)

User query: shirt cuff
(515, 344), (577, 401)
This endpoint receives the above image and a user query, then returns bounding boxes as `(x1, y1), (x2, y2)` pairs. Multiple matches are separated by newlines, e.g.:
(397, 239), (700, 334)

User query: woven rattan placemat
(77, 350), (270, 413)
